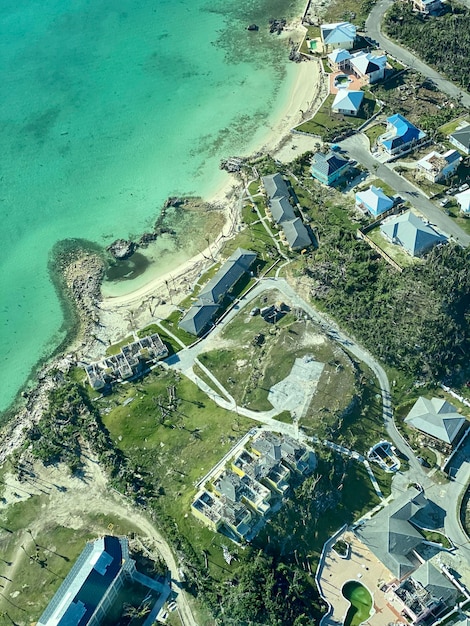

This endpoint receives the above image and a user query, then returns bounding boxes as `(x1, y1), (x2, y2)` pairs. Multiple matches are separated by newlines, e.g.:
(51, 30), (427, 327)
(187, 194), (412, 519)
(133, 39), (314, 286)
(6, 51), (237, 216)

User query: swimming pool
(342, 580), (373, 626)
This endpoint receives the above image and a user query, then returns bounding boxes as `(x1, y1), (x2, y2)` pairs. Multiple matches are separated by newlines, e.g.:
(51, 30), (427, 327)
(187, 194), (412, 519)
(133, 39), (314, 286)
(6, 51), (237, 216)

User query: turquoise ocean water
(0, 0), (303, 415)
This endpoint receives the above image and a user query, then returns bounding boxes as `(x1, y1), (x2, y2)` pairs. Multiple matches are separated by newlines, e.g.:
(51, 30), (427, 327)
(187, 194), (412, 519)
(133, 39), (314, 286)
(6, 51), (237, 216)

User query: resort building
(415, 149), (461, 182)
(456, 189), (470, 214)
(37, 536), (136, 626)
(191, 431), (316, 542)
(320, 22), (356, 51)
(179, 248), (257, 336)
(355, 185), (394, 217)
(262, 174), (312, 251)
(393, 562), (458, 624)
(355, 487), (430, 580)
(311, 151), (350, 185)
(449, 123), (470, 155)
(331, 89), (364, 116)
(85, 333), (168, 390)
(349, 51), (387, 84)
(378, 114), (426, 156)
(380, 211), (447, 257)
(281, 218), (312, 251)
(327, 49), (387, 83)
(405, 396), (468, 451)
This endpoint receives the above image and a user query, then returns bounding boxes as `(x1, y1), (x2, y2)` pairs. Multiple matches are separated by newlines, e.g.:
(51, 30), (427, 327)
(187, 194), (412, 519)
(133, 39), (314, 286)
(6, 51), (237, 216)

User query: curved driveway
(365, 0), (470, 107)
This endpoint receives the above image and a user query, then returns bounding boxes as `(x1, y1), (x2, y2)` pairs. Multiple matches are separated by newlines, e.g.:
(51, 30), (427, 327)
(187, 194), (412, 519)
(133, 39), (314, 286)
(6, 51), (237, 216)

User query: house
(405, 396), (468, 448)
(355, 185), (394, 216)
(380, 211), (447, 256)
(349, 51), (387, 84)
(394, 562), (458, 624)
(355, 487), (430, 580)
(262, 172), (290, 200)
(311, 151), (350, 185)
(415, 149), (461, 182)
(327, 48), (351, 71)
(320, 22), (356, 51)
(268, 196), (296, 223)
(412, 0), (443, 14)
(191, 489), (254, 539)
(456, 189), (470, 214)
(263, 174), (312, 251)
(378, 114), (426, 156)
(448, 122), (470, 155)
(331, 89), (364, 116)
(281, 218), (312, 251)
(214, 470), (272, 515)
(179, 248), (256, 336)
(37, 536), (136, 626)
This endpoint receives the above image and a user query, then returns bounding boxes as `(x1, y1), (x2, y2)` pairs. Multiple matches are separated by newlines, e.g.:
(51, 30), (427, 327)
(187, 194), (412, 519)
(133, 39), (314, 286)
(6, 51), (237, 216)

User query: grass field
(198, 290), (357, 415)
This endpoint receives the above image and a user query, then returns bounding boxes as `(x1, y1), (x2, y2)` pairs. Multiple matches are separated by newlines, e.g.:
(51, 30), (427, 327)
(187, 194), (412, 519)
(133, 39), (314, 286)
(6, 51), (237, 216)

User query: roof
(332, 89), (364, 113)
(412, 562), (457, 603)
(311, 151), (349, 177)
(38, 536), (130, 626)
(270, 196), (295, 224)
(282, 218), (311, 250)
(380, 114), (426, 151)
(450, 123), (470, 149)
(405, 397), (467, 444)
(199, 248), (257, 305)
(380, 211), (447, 256)
(355, 487), (428, 579)
(262, 173), (290, 200)
(416, 149), (461, 172)
(349, 51), (386, 75)
(355, 185), (393, 215)
(178, 302), (219, 336)
(321, 22), (356, 45)
(327, 48), (351, 64)
(456, 189), (470, 213)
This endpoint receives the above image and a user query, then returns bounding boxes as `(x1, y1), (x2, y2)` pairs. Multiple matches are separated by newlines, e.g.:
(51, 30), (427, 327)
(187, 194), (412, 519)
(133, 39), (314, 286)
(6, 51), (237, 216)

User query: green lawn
(106, 334), (134, 356)
(295, 94), (378, 140)
(363, 123), (386, 149)
(299, 26), (321, 56)
(438, 114), (470, 136)
(364, 177), (396, 198)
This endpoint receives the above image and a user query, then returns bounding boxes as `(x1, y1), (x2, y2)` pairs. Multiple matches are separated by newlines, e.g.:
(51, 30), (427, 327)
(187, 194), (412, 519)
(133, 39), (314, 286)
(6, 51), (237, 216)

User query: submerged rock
(107, 239), (136, 260)
(247, 24), (259, 31)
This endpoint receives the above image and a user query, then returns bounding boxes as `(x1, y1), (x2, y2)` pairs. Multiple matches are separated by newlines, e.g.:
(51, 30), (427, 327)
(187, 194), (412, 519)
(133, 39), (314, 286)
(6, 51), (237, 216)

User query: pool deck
(318, 531), (407, 625)
(329, 70), (363, 95)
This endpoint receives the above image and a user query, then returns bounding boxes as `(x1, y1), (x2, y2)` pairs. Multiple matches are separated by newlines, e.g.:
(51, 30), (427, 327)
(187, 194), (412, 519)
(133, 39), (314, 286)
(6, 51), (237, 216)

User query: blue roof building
(311, 151), (350, 185)
(37, 536), (136, 626)
(320, 22), (356, 51)
(355, 185), (394, 217)
(378, 114), (426, 156)
(331, 89), (364, 116)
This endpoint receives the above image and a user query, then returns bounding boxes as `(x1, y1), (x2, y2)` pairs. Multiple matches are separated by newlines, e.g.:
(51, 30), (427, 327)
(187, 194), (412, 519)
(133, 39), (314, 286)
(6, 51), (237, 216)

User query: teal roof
(355, 185), (393, 215)
(332, 89), (364, 113)
(380, 211), (446, 256)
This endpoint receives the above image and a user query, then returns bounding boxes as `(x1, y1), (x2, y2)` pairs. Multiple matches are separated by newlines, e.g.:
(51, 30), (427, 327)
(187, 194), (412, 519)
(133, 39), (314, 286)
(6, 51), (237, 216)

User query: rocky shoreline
(0, 243), (105, 464)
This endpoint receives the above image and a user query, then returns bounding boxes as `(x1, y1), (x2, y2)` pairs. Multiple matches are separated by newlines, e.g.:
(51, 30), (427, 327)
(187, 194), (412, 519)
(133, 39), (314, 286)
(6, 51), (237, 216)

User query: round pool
(342, 580), (373, 626)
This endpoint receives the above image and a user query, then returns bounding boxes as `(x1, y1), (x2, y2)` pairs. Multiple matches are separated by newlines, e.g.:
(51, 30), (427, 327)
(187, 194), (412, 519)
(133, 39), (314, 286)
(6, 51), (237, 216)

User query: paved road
(365, 0), (470, 107)
(339, 133), (470, 246)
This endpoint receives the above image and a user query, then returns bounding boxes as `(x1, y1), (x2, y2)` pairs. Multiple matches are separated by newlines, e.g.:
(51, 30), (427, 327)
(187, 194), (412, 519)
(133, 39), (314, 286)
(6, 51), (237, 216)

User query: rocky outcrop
(107, 238), (136, 260)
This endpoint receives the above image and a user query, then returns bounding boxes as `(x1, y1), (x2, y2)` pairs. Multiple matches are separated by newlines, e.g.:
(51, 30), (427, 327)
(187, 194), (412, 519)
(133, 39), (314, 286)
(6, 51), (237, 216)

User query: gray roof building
(311, 151), (349, 177)
(405, 397), (467, 445)
(178, 302), (220, 336)
(179, 248), (257, 336)
(355, 488), (428, 579)
(269, 196), (296, 224)
(411, 562), (457, 604)
(449, 123), (470, 154)
(282, 218), (312, 251)
(199, 248), (257, 305)
(262, 173), (290, 200)
(380, 211), (447, 256)
(38, 536), (135, 626)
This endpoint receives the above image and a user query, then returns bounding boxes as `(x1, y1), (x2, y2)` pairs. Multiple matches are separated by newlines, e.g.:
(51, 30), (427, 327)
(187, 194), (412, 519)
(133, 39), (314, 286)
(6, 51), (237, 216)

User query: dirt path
(0, 454), (199, 626)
